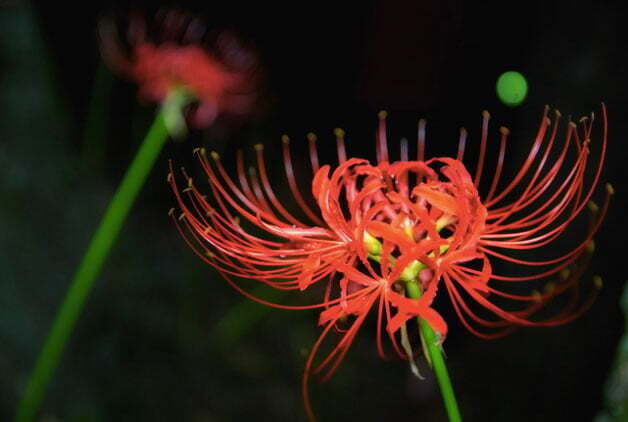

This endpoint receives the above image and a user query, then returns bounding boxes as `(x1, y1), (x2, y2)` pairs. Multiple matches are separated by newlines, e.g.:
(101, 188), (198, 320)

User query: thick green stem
(406, 280), (462, 422)
(14, 89), (189, 422)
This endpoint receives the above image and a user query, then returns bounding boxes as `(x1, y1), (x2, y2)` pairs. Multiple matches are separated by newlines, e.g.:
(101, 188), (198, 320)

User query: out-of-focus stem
(14, 88), (190, 422)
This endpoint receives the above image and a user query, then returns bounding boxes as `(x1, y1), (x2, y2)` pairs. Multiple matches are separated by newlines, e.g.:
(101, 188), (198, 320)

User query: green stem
(406, 280), (462, 422)
(14, 89), (189, 422)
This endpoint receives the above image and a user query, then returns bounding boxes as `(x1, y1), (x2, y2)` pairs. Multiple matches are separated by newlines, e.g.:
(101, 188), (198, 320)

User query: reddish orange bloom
(100, 10), (257, 126)
(170, 105), (610, 419)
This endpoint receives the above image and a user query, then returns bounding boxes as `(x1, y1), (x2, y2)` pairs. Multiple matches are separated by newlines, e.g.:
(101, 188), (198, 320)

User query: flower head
(170, 104), (610, 418)
(100, 10), (257, 126)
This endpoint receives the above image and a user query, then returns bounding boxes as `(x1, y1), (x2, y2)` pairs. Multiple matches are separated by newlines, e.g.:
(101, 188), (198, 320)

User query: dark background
(1, 0), (626, 421)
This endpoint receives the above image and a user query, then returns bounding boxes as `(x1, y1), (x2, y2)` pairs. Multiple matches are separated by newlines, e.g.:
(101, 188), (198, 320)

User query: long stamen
(474, 110), (490, 187)
(456, 127), (467, 161)
(377, 111), (389, 163)
(417, 118), (426, 162)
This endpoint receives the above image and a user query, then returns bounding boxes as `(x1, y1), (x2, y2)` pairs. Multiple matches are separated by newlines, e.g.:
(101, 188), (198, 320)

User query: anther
(254, 143), (264, 151)
(593, 275), (603, 289)
(606, 183), (615, 195)
(554, 109), (562, 118)
(178, 213), (186, 221)
(192, 147), (200, 154)
(167, 173), (174, 183)
(544, 282), (556, 294)
(187, 177), (193, 188)
(532, 290), (542, 302)
(586, 240), (596, 254)
(378, 110), (388, 120)
(334, 128), (345, 138)
(559, 268), (570, 280)
(168, 207), (176, 216)
(307, 132), (317, 142)
(587, 201), (599, 214)
(281, 134), (290, 144)
(499, 126), (510, 136)
(482, 110), (490, 119)
(210, 151), (220, 160)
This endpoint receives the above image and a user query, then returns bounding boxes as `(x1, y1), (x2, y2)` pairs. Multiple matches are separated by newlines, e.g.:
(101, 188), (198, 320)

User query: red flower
(170, 105), (610, 419)
(99, 10), (257, 126)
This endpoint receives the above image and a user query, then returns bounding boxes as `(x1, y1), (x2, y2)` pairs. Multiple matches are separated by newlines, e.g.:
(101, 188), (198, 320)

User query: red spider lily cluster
(169, 105), (610, 417)
(99, 10), (257, 126)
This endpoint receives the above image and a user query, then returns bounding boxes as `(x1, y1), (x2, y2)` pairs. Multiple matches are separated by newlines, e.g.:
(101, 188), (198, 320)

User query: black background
(1, 1), (626, 421)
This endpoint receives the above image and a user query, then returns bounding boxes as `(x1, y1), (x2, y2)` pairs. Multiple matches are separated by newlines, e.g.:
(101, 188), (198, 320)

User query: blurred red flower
(100, 10), (258, 127)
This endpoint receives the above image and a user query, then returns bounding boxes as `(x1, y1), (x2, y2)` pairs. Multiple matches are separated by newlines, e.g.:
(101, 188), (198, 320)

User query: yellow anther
(334, 128), (345, 138)
(482, 110), (490, 119)
(554, 109), (562, 118)
(192, 147), (201, 154)
(568, 121), (577, 129)
(281, 134), (290, 144)
(559, 268), (570, 280)
(378, 110), (388, 120)
(544, 282), (556, 294)
(531, 290), (542, 302)
(210, 151), (220, 160)
(205, 250), (215, 258)
(606, 183), (615, 195)
(593, 275), (603, 289)
(187, 177), (193, 188)
(586, 239), (596, 254)
(587, 201), (599, 214)
(254, 143), (264, 151)
(168, 208), (176, 216)
(307, 132), (317, 142)
(499, 126), (510, 136)
(178, 213), (186, 221)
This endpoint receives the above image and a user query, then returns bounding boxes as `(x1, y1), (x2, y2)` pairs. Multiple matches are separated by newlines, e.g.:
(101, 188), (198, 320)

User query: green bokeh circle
(496, 71), (528, 107)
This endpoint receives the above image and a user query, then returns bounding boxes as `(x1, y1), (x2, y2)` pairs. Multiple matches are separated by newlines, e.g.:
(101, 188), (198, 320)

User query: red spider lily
(169, 105), (610, 420)
(99, 10), (257, 126)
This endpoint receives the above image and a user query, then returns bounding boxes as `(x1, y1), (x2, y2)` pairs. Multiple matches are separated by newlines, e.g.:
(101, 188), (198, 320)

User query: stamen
(377, 111), (389, 163)
(307, 132), (320, 174)
(417, 118), (426, 162)
(474, 110), (490, 187)
(457, 127), (467, 161)
(334, 128), (347, 163)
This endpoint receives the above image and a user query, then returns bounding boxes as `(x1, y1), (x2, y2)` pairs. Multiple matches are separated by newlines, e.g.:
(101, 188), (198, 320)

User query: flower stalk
(15, 88), (190, 422)
(367, 232), (461, 421)
(407, 280), (462, 422)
